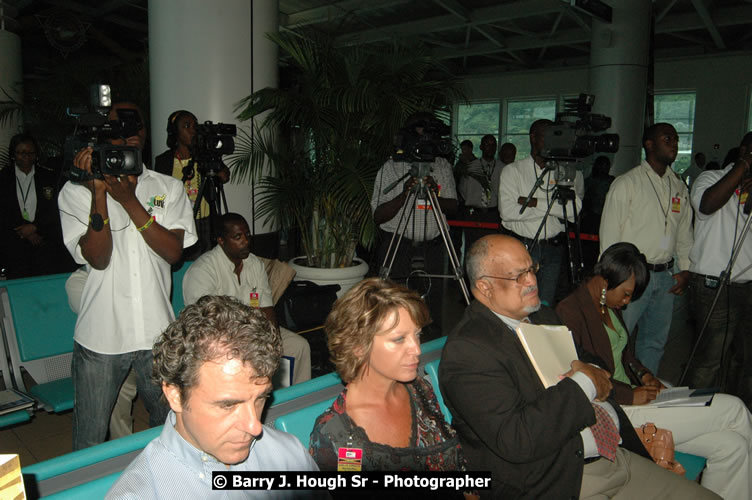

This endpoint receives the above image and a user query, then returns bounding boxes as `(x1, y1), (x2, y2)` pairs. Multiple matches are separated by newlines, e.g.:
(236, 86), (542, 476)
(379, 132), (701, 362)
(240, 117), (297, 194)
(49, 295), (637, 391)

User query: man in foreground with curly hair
(107, 295), (322, 499)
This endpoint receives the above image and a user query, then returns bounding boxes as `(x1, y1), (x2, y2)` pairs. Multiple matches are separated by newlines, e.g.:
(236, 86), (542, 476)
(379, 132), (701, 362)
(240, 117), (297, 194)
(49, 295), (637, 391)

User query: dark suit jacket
(154, 149), (175, 176)
(556, 284), (649, 406)
(439, 301), (648, 500)
(0, 164), (61, 238)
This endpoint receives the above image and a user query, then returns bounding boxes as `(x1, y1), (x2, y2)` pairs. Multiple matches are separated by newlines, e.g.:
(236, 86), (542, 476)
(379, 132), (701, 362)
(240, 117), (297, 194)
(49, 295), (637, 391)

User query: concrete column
(0, 4), (23, 151)
(589, 0), (652, 176)
(148, 0), (278, 237)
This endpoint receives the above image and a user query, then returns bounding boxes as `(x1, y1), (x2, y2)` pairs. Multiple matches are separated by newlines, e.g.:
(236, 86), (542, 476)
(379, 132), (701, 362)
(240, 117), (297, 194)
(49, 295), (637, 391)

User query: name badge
(671, 197), (681, 213)
(337, 447), (363, 472)
(249, 292), (260, 308)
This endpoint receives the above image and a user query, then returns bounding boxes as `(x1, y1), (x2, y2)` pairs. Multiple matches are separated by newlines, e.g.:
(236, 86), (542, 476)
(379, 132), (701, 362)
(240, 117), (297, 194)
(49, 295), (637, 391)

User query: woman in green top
(556, 242), (662, 405)
(556, 242), (752, 499)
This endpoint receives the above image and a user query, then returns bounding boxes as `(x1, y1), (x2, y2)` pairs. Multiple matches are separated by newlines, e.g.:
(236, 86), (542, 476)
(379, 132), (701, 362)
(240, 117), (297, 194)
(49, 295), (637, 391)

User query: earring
(599, 288), (607, 313)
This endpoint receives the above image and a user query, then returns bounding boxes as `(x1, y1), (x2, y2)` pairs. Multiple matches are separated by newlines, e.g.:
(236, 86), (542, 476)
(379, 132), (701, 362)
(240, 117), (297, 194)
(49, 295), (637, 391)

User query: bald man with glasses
(439, 235), (718, 499)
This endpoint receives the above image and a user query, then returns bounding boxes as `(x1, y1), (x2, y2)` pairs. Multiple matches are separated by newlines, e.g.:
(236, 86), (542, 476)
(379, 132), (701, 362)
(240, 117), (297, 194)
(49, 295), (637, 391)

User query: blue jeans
(528, 241), (564, 306)
(72, 342), (169, 450)
(622, 270), (676, 374)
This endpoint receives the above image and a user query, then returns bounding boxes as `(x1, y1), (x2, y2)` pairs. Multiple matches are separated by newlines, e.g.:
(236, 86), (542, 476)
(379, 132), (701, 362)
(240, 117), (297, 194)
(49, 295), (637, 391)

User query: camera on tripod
(194, 121), (236, 174)
(543, 93), (619, 162)
(64, 84), (143, 183)
(393, 114), (452, 163)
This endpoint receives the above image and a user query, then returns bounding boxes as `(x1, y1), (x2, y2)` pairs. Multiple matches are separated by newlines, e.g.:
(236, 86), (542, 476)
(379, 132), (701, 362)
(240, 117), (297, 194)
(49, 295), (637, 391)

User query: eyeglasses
(480, 263), (541, 285)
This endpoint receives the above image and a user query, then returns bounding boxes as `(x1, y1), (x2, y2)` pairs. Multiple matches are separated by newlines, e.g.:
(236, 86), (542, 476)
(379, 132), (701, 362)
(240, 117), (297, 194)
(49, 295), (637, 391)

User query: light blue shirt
(107, 412), (323, 499)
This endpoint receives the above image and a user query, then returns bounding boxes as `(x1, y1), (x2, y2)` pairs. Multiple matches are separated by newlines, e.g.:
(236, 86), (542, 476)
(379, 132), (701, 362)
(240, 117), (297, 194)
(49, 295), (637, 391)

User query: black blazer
(153, 149), (175, 176)
(0, 164), (62, 239)
(439, 301), (648, 500)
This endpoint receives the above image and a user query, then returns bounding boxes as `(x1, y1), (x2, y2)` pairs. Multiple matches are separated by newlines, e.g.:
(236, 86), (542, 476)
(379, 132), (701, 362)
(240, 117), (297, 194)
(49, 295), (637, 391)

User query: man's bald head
(467, 235), (541, 320)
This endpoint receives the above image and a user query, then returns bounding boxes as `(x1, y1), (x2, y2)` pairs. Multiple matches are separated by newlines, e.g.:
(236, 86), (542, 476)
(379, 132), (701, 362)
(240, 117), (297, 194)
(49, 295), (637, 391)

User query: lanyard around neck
(16, 174), (34, 209)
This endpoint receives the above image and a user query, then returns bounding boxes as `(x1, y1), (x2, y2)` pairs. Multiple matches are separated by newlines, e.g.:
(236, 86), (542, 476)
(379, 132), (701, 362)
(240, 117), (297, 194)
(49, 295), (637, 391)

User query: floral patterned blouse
(308, 377), (467, 472)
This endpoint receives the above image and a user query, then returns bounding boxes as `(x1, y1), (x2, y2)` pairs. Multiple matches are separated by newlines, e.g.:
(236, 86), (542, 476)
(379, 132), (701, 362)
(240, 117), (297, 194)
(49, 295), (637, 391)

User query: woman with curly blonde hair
(308, 278), (471, 496)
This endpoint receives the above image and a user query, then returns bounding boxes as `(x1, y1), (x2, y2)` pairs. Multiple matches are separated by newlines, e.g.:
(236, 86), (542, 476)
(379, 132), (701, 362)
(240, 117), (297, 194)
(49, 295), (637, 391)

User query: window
(502, 98), (557, 160)
(455, 102), (500, 158)
(653, 92), (696, 174)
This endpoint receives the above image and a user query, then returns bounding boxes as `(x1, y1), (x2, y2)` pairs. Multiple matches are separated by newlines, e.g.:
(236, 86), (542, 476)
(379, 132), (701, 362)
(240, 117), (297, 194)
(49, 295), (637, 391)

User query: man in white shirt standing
(182, 213), (311, 385)
(686, 132), (752, 399)
(599, 123), (693, 375)
(498, 119), (584, 305)
(459, 134), (503, 257)
(58, 102), (198, 450)
(371, 113), (457, 333)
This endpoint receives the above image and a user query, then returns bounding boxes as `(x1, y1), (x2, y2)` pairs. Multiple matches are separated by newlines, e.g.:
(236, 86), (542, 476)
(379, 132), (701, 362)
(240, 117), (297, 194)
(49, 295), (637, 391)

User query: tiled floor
(0, 390), (150, 468)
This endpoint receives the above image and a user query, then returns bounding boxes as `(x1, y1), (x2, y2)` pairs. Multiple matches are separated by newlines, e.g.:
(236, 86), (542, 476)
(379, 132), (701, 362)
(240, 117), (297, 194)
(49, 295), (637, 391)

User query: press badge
(249, 292), (260, 308)
(671, 197), (681, 213)
(337, 447), (363, 472)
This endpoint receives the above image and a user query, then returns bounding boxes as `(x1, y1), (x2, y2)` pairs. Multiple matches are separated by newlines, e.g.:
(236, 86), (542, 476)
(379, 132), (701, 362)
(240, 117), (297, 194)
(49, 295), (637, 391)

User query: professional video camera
(393, 114), (452, 163)
(194, 121), (236, 173)
(65, 84), (143, 183)
(542, 93), (619, 162)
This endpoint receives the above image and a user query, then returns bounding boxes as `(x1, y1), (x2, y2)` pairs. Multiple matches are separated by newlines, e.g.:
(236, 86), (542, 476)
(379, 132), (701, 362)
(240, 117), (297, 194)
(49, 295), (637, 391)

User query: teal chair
(171, 260), (193, 317)
(24, 426), (161, 486)
(271, 372), (342, 406)
(423, 358), (451, 423)
(1, 274), (76, 412)
(273, 397), (337, 447)
(0, 409), (31, 428)
(41, 472), (120, 499)
(674, 451), (706, 482)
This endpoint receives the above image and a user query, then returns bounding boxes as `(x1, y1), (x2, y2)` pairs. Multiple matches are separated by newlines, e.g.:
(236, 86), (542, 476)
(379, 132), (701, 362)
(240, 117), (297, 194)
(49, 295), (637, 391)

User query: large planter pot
(289, 257), (369, 297)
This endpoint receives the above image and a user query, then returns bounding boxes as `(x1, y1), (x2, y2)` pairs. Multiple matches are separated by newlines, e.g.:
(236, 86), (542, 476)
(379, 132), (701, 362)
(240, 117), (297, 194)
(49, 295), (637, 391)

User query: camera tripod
(379, 174), (471, 306)
(192, 161), (229, 243)
(679, 197), (752, 387)
(520, 160), (585, 287)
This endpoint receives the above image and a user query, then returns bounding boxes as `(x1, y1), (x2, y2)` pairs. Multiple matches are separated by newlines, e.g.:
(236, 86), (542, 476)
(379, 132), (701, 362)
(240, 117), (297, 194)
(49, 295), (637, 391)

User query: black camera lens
(105, 150), (125, 170)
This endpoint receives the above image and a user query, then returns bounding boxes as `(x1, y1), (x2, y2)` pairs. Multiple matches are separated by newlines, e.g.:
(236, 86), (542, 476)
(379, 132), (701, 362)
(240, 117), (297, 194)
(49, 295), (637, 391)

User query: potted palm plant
(230, 30), (463, 287)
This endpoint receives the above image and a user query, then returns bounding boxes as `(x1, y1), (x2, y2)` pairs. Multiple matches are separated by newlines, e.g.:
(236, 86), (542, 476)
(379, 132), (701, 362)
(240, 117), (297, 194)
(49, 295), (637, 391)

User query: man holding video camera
(498, 119), (584, 305)
(371, 113), (457, 333)
(58, 101), (198, 450)
(685, 132), (752, 400)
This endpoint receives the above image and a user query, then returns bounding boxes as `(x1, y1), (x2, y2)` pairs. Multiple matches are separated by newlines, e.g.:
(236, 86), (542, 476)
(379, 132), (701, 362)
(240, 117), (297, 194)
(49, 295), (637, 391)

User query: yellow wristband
(137, 216), (155, 232)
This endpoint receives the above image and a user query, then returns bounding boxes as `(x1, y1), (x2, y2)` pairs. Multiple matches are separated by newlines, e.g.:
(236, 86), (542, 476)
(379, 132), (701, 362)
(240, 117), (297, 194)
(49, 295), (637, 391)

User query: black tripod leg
(425, 188), (470, 305)
(379, 189), (419, 280)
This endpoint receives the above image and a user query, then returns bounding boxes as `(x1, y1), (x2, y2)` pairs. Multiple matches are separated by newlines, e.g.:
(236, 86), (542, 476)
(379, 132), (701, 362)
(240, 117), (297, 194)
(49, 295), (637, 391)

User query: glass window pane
(506, 99), (556, 135)
(654, 93), (695, 133)
(654, 92), (696, 174)
(501, 134), (532, 161)
(457, 103), (500, 136)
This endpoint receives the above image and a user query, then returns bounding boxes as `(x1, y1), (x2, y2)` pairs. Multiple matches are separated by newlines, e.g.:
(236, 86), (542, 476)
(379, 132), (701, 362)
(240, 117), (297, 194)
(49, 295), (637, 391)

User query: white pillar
(0, 5), (23, 152)
(589, 0), (652, 176)
(148, 0), (278, 235)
